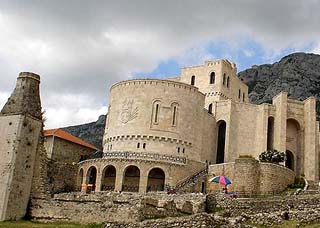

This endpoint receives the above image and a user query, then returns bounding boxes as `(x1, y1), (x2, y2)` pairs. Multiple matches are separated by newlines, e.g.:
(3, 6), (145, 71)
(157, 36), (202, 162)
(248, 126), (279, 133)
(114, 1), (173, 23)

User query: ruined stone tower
(0, 72), (43, 221)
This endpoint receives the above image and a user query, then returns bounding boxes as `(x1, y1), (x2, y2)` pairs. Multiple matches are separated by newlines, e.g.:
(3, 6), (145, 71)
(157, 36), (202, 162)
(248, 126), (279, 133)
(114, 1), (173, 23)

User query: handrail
(103, 151), (186, 164)
(167, 166), (208, 192)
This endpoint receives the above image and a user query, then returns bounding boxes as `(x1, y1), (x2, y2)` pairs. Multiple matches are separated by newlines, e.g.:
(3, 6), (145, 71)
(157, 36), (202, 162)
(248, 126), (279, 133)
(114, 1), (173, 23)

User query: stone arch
(101, 165), (116, 191)
(216, 120), (227, 164)
(210, 72), (215, 84)
(122, 165), (140, 192)
(147, 167), (165, 192)
(191, 75), (195, 85)
(86, 166), (97, 192)
(285, 150), (295, 171)
(77, 168), (84, 191)
(267, 116), (274, 150)
(286, 118), (302, 174)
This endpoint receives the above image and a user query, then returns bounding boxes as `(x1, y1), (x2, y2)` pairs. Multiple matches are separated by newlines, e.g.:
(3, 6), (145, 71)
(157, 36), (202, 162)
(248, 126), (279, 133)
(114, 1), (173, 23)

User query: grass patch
(249, 220), (320, 228)
(0, 220), (101, 228)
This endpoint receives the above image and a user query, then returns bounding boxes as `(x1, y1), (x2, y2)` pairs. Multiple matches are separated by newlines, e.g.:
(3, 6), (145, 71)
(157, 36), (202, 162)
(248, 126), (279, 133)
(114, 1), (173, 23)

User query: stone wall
(47, 161), (78, 194)
(30, 192), (206, 224)
(0, 72), (43, 221)
(212, 192), (320, 226)
(208, 158), (295, 195)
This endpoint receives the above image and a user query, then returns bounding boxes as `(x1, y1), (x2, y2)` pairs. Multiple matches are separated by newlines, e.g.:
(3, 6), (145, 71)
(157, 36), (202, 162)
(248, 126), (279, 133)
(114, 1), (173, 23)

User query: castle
(0, 59), (319, 221)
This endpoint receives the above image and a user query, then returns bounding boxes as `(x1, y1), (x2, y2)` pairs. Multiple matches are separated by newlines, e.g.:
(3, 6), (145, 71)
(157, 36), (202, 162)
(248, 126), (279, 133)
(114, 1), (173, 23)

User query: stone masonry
(0, 72), (43, 221)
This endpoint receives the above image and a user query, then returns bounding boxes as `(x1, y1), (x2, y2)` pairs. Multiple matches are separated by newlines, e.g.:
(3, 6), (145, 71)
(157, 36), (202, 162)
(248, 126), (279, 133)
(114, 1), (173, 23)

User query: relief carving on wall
(120, 98), (138, 124)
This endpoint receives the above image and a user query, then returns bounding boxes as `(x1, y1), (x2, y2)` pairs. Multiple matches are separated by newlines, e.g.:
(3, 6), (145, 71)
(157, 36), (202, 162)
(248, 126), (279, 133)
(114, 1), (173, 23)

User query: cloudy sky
(1, 0), (320, 128)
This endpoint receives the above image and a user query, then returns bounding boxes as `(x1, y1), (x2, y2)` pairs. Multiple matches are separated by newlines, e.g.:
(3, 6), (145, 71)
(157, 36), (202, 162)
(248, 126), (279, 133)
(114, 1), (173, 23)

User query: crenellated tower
(179, 60), (249, 112)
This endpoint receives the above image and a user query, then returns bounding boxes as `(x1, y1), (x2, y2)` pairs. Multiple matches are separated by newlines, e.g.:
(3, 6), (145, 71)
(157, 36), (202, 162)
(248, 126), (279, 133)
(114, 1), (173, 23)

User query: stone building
(78, 59), (319, 194)
(0, 72), (43, 221)
(44, 128), (97, 193)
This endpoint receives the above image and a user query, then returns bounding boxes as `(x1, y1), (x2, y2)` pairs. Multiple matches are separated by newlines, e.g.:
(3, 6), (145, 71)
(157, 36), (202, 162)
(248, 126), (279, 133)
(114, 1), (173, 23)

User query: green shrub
(259, 149), (286, 164)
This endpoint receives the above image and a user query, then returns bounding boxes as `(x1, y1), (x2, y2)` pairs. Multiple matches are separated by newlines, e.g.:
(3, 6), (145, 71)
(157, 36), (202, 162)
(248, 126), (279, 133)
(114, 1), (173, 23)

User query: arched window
(238, 89), (241, 99)
(210, 72), (215, 84)
(242, 93), (245, 102)
(208, 103), (213, 114)
(137, 143), (140, 148)
(227, 76), (230, 88)
(152, 101), (161, 124)
(86, 166), (97, 193)
(223, 74), (226, 86)
(122, 166), (140, 192)
(143, 143), (146, 149)
(147, 168), (165, 192)
(101, 165), (116, 191)
(147, 168), (166, 192)
(285, 150), (294, 171)
(216, 120), (226, 164)
(191, 75), (195, 85)
(171, 103), (179, 126)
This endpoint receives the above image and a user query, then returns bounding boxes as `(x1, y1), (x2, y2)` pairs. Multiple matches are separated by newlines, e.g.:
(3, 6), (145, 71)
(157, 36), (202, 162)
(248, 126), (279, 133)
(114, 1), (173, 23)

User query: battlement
(18, 72), (40, 82)
(1, 72), (42, 119)
(110, 78), (201, 95)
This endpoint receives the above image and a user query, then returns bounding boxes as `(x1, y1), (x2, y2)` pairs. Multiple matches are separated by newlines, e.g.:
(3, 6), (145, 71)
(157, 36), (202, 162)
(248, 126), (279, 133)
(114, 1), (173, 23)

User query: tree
(259, 149), (286, 164)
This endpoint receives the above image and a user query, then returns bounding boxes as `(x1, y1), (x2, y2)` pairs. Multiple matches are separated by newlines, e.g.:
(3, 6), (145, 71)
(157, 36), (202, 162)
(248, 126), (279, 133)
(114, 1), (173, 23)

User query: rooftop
(43, 128), (97, 150)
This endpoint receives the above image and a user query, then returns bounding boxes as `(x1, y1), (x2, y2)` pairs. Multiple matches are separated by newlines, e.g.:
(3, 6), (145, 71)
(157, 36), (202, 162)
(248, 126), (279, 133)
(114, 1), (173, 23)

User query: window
(153, 101), (161, 124)
(210, 72), (215, 84)
(177, 147), (180, 153)
(171, 103), (179, 126)
(238, 89), (241, 99)
(243, 93), (245, 102)
(191, 75), (195, 85)
(143, 143), (146, 149)
(223, 74), (226, 85)
(227, 77), (230, 88)
(208, 103), (213, 114)
(182, 148), (185, 153)
(137, 143), (140, 148)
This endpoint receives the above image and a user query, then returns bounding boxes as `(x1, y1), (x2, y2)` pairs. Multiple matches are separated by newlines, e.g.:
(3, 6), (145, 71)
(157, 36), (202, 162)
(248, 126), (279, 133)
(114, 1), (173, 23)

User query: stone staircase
(168, 167), (208, 193)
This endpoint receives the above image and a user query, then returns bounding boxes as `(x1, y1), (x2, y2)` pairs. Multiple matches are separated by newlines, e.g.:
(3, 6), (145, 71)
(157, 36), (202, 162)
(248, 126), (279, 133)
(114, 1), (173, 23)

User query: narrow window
(227, 77), (230, 88)
(238, 89), (241, 99)
(177, 147), (180, 153)
(137, 143), (140, 148)
(182, 148), (185, 153)
(208, 103), (213, 114)
(210, 72), (215, 84)
(243, 93), (245, 102)
(223, 74), (226, 85)
(191, 75), (195, 86)
(143, 143), (146, 149)
(172, 106), (177, 126)
(153, 103), (160, 124)
(110, 144), (112, 150)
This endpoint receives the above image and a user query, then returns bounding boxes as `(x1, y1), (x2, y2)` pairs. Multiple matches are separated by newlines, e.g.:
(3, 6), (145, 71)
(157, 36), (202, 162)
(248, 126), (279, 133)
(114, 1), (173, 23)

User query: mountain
(238, 52), (320, 116)
(63, 115), (106, 150)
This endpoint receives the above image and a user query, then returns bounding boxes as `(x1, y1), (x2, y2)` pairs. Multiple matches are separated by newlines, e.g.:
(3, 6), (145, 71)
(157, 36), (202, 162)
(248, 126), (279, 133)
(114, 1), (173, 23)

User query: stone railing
(103, 151), (186, 164)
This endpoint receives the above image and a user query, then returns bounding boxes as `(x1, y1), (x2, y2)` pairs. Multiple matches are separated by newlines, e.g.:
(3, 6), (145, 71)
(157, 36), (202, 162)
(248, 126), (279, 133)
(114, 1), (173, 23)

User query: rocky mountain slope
(238, 52), (320, 116)
(64, 52), (320, 149)
(63, 115), (106, 150)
